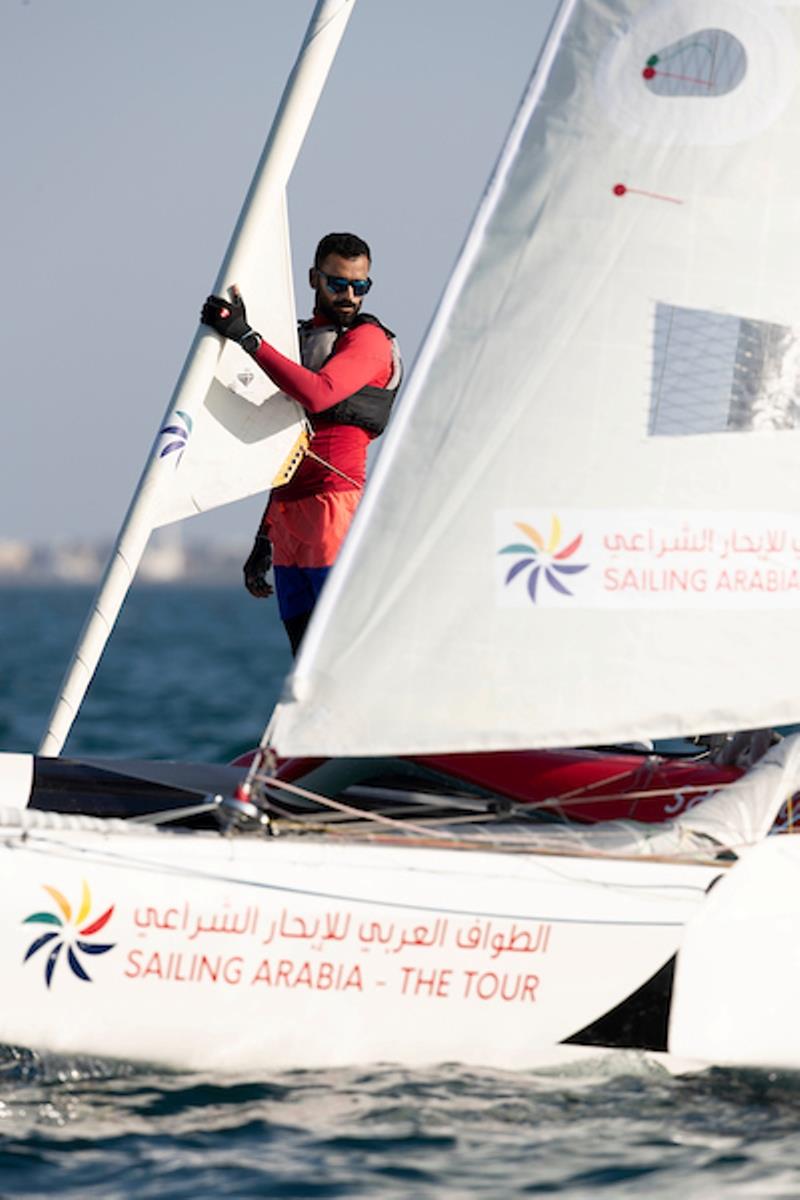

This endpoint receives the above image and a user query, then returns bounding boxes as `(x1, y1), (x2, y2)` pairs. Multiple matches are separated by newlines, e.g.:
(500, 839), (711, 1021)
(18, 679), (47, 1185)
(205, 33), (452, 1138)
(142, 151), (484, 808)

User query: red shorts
(267, 490), (362, 569)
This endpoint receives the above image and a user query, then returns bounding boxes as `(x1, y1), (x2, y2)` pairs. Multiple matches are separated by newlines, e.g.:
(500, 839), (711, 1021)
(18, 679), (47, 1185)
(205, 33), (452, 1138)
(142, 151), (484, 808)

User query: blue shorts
(273, 565), (331, 621)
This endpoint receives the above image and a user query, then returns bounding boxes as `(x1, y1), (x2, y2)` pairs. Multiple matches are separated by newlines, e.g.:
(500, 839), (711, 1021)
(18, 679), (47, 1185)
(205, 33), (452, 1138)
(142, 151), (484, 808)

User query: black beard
(316, 288), (361, 327)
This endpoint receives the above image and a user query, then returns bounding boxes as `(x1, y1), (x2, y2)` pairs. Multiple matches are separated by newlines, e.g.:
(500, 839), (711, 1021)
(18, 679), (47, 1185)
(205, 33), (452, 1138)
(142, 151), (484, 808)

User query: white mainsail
(153, 189), (304, 529)
(39, 0), (356, 757)
(271, 0), (800, 756)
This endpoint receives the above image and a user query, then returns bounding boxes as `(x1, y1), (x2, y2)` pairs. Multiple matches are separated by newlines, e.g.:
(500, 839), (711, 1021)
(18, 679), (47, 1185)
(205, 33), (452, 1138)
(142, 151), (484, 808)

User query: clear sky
(0, 0), (559, 547)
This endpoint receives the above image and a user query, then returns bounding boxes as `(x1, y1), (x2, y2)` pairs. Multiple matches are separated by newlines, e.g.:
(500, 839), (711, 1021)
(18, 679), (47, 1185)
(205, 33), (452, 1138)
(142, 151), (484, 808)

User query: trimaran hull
(0, 809), (722, 1073)
(12, 0), (800, 1079)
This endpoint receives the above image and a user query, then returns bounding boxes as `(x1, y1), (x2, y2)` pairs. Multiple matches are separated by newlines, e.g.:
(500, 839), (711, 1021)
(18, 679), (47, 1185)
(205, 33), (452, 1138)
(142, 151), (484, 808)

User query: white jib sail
(39, 0), (356, 757)
(271, 0), (800, 757)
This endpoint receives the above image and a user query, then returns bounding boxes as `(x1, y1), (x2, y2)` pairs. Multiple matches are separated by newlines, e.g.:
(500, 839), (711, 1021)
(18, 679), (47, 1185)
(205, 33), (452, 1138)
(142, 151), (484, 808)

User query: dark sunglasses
(318, 270), (372, 297)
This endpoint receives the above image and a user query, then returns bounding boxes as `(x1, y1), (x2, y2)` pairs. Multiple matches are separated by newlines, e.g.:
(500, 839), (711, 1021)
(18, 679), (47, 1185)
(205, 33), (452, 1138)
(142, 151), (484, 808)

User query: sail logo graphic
(158, 410), (193, 464)
(498, 516), (588, 604)
(22, 881), (115, 988)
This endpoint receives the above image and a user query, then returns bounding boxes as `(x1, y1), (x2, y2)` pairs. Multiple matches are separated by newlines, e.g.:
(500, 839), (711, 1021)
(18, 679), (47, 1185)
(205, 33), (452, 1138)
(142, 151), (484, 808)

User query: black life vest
(298, 313), (403, 437)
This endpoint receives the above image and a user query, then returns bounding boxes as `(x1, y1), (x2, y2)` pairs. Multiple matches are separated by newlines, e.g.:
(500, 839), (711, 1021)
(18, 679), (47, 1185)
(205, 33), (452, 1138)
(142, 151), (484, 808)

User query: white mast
(39, 0), (356, 757)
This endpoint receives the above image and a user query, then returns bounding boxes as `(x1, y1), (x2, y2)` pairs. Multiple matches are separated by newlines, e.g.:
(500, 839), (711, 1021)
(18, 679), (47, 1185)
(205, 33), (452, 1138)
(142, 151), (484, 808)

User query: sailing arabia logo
(499, 516), (588, 603)
(22, 881), (116, 988)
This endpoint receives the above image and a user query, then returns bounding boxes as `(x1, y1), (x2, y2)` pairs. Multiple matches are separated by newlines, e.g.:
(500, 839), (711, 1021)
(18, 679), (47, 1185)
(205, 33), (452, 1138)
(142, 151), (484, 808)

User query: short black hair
(314, 232), (371, 268)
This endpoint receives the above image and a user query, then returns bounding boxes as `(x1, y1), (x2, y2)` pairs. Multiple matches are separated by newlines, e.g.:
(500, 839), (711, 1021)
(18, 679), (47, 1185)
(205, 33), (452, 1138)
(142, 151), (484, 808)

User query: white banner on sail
(495, 511), (800, 610)
(269, 0), (800, 757)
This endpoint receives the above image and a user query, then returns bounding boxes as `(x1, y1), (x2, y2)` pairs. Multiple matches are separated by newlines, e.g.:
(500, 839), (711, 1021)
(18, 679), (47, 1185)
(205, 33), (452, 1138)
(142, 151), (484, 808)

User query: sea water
(1, 584), (799, 1199)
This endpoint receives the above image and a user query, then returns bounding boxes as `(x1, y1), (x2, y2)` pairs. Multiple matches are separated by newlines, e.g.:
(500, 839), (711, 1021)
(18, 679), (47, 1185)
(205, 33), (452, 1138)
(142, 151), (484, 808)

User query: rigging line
(343, 784), (524, 816)
(513, 781), (733, 816)
(546, 765), (646, 802)
(277, 811), (504, 836)
(292, 827), (728, 865)
(272, 813), (498, 840)
(14, 832), (724, 902)
(274, 803), (478, 825)
(547, 782), (736, 806)
(303, 449), (361, 489)
(542, 777), (729, 806)
(256, 773), (463, 841)
(266, 793), (466, 828)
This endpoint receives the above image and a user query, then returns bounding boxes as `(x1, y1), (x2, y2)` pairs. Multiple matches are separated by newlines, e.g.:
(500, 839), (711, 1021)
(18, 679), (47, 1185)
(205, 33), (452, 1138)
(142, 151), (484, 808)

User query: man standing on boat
(201, 232), (402, 654)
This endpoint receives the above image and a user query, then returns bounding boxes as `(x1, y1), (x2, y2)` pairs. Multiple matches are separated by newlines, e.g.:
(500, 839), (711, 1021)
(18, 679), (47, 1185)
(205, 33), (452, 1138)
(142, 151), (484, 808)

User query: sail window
(642, 29), (746, 98)
(649, 302), (800, 436)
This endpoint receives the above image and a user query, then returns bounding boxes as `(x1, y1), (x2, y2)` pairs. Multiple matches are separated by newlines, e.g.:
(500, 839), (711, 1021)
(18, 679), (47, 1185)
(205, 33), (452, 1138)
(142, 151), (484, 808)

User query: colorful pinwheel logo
(158, 410), (192, 462)
(22, 881), (115, 988)
(499, 516), (589, 603)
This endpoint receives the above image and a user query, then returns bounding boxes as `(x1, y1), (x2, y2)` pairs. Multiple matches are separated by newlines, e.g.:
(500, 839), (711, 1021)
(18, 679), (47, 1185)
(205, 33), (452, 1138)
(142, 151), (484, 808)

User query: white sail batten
(39, 0), (356, 757)
(272, 0), (800, 757)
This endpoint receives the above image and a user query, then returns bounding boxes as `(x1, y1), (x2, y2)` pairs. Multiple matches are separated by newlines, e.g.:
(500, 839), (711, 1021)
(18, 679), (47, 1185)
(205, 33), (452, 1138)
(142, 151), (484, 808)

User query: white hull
(0, 810), (723, 1073)
(671, 835), (800, 1071)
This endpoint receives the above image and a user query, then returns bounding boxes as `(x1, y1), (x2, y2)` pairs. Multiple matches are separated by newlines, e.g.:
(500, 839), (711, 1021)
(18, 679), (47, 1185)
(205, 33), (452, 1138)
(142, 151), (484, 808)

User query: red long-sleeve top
(253, 320), (394, 500)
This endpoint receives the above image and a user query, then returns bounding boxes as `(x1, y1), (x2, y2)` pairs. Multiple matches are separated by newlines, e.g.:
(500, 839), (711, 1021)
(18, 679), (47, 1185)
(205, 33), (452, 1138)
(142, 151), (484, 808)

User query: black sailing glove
(201, 289), (261, 352)
(243, 534), (273, 599)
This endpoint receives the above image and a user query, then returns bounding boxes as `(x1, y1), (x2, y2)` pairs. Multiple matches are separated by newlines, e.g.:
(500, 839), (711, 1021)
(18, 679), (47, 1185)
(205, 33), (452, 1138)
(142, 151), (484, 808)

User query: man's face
(310, 253), (371, 326)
